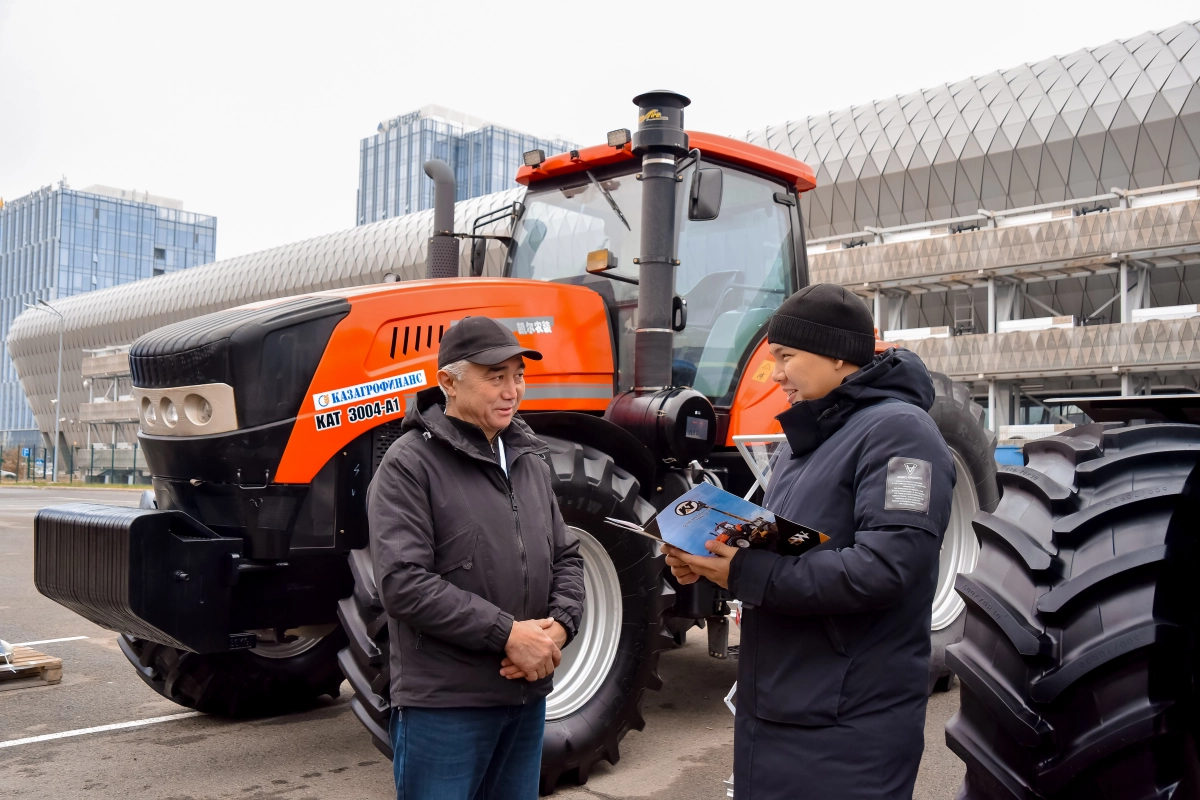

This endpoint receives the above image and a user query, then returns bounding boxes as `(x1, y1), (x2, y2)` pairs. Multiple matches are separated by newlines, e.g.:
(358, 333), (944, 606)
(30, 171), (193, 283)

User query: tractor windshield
(511, 166), (795, 401)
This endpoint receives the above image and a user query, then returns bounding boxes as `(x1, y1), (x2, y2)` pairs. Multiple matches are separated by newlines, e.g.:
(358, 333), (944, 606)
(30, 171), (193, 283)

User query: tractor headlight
(134, 383), (235, 436)
(184, 394), (212, 425)
(161, 398), (178, 427)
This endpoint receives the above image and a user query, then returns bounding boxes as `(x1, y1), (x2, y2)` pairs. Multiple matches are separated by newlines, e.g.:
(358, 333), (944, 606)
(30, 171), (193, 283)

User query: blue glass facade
(0, 185), (216, 439)
(357, 106), (576, 224)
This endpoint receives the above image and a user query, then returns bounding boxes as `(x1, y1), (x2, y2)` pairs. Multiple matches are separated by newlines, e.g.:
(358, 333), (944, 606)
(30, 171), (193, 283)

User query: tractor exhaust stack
(424, 159), (459, 279)
(631, 91), (691, 390)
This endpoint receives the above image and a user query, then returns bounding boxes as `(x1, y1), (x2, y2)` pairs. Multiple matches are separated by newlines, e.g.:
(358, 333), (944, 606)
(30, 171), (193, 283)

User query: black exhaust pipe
(631, 91), (691, 390)
(424, 159), (459, 279)
(603, 91), (717, 469)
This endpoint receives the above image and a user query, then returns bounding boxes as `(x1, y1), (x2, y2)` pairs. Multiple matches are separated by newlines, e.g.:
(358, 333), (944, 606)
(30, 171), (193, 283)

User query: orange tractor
(34, 92), (995, 791)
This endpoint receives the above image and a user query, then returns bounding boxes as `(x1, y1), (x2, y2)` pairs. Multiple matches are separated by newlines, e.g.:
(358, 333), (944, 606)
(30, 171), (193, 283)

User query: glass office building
(358, 104), (576, 224)
(0, 184), (216, 443)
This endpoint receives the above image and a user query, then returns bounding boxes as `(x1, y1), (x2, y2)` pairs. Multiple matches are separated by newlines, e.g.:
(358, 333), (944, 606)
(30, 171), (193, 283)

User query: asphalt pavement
(0, 487), (965, 798)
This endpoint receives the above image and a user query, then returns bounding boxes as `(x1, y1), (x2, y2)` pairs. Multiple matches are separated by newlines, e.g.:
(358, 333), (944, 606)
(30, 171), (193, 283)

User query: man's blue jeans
(390, 700), (546, 800)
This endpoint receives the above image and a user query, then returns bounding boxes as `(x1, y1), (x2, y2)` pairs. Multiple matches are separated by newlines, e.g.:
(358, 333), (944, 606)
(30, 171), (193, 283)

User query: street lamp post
(25, 299), (64, 483)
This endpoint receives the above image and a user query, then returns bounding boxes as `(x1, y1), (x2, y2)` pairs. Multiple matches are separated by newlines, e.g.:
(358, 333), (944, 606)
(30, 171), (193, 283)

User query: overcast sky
(1, 1), (1196, 260)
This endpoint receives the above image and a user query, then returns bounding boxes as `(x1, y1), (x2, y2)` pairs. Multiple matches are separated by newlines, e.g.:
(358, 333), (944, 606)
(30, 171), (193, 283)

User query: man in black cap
(368, 316), (585, 800)
(664, 284), (955, 799)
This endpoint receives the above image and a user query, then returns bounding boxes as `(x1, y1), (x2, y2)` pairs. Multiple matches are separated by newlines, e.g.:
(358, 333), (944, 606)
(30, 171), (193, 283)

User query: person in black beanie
(664, 283), (955, 800)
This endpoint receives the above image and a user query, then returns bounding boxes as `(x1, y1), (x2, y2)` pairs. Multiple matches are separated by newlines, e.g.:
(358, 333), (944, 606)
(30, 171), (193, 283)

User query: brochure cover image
(605, 482), (829, 558)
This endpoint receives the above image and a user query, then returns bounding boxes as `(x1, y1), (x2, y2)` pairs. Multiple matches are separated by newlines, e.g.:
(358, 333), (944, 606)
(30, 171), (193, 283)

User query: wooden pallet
(0, 646), (63, 691)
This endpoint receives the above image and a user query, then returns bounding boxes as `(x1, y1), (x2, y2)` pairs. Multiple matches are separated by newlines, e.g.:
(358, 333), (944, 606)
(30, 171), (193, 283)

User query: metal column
(988, 381), (998, 433)
(1119, 260), (1129, 324)
(987, 277), (996, 334)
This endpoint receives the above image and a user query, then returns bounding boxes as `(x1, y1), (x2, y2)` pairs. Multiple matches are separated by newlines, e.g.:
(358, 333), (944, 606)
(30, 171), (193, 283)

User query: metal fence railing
(0, 444), (151, 484)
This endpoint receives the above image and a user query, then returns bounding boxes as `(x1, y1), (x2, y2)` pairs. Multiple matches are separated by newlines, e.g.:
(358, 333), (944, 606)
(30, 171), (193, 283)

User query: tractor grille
(386, 322), (447, 359)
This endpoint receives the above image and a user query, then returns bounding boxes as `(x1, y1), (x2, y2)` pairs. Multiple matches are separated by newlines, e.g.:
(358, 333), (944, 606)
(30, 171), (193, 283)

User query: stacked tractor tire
(947, 422), (1200, 798)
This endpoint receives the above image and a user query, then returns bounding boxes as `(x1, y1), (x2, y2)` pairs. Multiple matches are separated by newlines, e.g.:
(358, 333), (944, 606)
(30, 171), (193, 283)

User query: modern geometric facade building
(357, 104), (576, 224)
(0, 183), (215, 446)
(6, 191), (518, 460)
(8, 20), (1200, 459)
(749, 19), (1200, 240)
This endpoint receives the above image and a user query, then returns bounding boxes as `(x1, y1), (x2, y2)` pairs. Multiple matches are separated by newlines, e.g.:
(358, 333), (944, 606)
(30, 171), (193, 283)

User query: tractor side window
(673, 171), (794, 402)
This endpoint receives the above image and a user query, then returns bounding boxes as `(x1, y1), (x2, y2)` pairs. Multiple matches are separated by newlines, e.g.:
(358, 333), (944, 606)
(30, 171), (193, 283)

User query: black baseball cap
(438, 316), (543, 368)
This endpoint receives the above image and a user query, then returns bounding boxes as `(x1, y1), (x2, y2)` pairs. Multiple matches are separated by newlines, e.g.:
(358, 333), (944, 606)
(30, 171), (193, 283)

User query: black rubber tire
(928, 372), (999, 693)
(337, 435), (670, 794)
(118, 629), (347, 717)
(946, 422), (1200, 798)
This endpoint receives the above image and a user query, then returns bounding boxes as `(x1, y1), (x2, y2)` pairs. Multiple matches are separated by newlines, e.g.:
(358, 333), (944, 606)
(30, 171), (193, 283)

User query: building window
(154, 247), (165, 260)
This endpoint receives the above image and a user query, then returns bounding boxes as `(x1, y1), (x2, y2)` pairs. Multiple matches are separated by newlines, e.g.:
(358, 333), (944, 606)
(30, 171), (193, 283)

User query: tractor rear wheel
(337, 435), (670, 794)
(118, 628), (346, 717)
(927, 372), (999, 692)
(946, 422), (1200, 798)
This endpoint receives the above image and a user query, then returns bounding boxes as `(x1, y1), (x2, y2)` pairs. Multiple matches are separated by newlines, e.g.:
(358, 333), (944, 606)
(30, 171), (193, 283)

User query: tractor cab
(509, 132), (815, 406)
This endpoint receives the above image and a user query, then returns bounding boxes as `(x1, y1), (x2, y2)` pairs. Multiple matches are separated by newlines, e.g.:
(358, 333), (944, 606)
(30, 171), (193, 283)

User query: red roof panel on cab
(515, 131), (816, 193)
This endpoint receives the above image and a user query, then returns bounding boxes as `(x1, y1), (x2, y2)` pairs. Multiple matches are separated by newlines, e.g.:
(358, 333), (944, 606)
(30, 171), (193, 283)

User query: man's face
(441, 356), (526, 435)
(768, 343), (850, 403)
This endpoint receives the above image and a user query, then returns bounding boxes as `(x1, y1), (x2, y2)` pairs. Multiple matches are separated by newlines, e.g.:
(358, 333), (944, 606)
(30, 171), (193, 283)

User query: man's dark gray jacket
(366, 389), (584, 708)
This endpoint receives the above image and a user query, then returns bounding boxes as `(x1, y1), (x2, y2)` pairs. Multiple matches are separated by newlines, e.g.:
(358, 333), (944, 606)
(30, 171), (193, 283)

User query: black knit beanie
(767, 284), (875, 366)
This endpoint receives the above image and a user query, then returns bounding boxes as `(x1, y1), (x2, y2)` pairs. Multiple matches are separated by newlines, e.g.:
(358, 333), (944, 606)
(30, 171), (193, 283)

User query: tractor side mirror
(688, 168), (723, 221)
(470, 237), (488, 277)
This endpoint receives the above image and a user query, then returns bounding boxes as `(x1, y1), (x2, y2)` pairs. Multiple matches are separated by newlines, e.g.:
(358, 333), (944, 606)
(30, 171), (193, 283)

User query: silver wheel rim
(931, 449), (980, 631)
(546, 525), (623, 721)
(251, 636), (323, 659)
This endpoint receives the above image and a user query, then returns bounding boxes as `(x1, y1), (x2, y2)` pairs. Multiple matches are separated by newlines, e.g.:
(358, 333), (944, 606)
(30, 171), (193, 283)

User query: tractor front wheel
(118, 628), (346, 717)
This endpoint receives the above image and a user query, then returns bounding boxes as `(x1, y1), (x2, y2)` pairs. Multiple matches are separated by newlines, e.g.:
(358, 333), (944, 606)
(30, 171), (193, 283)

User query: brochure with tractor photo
(605, 482), (830, 558)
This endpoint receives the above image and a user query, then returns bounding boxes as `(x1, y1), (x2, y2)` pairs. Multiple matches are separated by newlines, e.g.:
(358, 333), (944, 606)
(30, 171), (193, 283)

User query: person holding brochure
(663, 284), (955, 800)
(367, 316), (584, 800)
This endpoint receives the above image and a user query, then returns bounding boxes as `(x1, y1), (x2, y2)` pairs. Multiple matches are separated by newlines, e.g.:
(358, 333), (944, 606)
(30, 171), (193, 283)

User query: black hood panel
(130, 296), (350, 429)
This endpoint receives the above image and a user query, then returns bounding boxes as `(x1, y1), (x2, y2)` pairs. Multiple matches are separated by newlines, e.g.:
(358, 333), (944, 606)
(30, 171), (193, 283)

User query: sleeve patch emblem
(884, 456), (932, 513)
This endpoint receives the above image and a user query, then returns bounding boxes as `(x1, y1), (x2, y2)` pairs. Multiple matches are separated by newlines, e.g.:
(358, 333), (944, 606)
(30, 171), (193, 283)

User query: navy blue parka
(728, 348), (955, 800)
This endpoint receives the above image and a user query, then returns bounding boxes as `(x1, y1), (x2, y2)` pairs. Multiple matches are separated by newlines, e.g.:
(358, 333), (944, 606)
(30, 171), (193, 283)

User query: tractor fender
(522, 411), (656, 499)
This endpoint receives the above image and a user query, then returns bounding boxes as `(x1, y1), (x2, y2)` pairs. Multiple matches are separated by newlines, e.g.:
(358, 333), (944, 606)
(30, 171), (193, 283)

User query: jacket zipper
(446, 432), (540, 701)
(503, 461), (530, 702)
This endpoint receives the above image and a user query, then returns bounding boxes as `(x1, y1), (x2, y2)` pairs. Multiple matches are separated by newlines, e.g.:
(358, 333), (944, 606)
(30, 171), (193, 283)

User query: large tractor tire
(928, 372), (1000, 692)
(946, 423), (1200, 798)
(338, 435), (671, 794)
(118, 629), (346, 717)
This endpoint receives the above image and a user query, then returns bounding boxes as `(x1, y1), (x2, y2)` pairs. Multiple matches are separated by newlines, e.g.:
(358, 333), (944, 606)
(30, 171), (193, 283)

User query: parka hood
(775, 348), (935, 457)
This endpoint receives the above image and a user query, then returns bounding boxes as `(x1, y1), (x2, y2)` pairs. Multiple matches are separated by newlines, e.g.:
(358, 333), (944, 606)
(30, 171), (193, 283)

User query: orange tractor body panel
(516, 131), (817, 193)
(725, 337), (786, 440)
(274, 279), (615, 483)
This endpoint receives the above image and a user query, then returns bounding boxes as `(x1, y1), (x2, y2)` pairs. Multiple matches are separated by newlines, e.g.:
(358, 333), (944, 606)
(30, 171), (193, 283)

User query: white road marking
(13, 636), (90, 646)
(0, 712), (203, 748)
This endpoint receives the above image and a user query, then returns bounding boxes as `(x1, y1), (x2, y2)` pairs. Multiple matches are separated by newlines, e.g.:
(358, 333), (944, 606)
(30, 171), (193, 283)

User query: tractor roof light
(522, 149), (546, 168)
(607, 128), (631, 149)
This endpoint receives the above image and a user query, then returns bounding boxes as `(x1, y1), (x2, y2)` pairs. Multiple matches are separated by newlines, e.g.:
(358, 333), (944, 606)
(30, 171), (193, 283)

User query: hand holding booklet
(605, 482), (829, 558)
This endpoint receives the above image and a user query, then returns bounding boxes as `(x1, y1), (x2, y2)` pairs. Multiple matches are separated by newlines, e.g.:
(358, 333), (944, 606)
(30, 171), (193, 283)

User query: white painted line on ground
(13, 636), (90, 647)
(0, 712), (203, 748)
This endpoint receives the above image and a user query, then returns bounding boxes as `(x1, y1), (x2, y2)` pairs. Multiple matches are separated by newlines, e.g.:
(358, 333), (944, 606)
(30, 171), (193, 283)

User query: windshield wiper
(587, 170), (631, 231)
